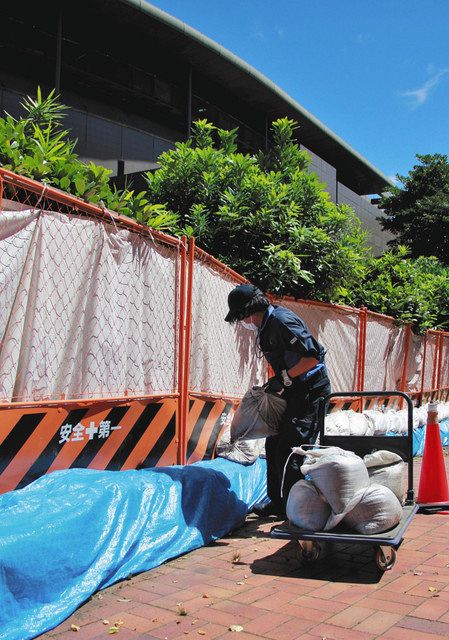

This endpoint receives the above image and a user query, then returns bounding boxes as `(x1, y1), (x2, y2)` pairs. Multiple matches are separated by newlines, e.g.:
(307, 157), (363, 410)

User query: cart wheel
(375, 546), (396, 571)
(297, 541), (321, 563)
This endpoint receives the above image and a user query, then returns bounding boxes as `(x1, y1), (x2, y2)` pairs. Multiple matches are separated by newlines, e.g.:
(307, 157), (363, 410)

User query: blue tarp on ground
(1, 419), (448, 640)
(0, 458), (267, 640)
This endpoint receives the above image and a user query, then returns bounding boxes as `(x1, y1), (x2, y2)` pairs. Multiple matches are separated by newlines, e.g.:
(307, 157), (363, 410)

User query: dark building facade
(0, 0), (393, 253)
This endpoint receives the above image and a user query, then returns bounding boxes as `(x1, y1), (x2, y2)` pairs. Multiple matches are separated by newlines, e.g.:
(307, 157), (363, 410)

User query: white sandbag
(383, 411), (402, 433)
(411, 408), (421, 430)
(439, 402), (449, 420)
(216, 425), (265, 465)
(347, 410), (369, 436)
(364, 416), (375, 436)
(298, 446), (369, 514)
(324, 411), (350, 435)
(343, 484), (403, 534)
(393, 409), (409, 434)
(286, 480), (331, 531)
(363, 410), (389, 435)
(230, 387), (286, 440)
(414, 405), (428, 427)
(364, 450), (407, 503)
(323, 413), (340, 435)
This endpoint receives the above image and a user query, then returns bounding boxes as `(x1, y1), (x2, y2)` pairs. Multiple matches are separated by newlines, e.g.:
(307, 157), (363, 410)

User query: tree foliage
(338, 246), (449, 333)
(145, 118), (368, 300)
(379, 153), (449, 262)
(0, 88), (178, 230)
(3, 89), (449, 333)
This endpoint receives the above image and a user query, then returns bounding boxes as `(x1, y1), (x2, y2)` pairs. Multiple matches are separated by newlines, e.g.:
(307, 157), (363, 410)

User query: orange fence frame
(2, 166), (449, 478)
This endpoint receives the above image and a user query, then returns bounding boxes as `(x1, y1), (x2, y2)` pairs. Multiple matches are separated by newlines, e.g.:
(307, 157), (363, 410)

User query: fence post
(355, 307), (367, 411)
(436, 332), (444, 398)
(399, 324), (412, 407)
(176, 236), (187, 465)
(431, 332), (440, 397)
(0, 173), (3, 211)
(420, 332), (428, 406)
(181, 236), (195, 465)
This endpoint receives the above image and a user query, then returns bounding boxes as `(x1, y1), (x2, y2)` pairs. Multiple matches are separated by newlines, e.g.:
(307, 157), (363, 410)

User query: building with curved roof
(1, 0), (393, 252)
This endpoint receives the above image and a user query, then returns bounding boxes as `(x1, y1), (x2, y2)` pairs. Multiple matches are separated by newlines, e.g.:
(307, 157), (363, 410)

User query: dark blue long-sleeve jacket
(258, 305), (326, 377)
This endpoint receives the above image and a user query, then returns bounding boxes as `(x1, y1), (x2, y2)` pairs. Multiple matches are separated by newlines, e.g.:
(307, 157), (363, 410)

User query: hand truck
(270, 391), (418, 572)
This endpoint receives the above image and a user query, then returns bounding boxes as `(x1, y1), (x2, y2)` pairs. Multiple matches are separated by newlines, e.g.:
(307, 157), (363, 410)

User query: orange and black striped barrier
(0, 394), (236, 494)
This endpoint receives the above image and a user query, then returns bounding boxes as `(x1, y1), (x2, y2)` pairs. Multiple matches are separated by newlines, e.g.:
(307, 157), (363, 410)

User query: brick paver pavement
(39, 455), (449, 640)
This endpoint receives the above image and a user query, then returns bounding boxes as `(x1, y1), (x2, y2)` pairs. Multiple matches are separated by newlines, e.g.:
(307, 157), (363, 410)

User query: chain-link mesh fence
(422, 331), (439, 392)
(1, 168), (448, 407)
(364, 312), (400, 391)
(0, 172), (181, 402)
(188, 249), (266, 398)
(274, 297), (360, 393)
(404, 330), (424, 393)
(439, 334), (449, 389)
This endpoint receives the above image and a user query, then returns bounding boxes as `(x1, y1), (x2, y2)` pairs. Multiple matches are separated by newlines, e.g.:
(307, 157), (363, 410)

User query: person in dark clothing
(225, 283), (331, 517)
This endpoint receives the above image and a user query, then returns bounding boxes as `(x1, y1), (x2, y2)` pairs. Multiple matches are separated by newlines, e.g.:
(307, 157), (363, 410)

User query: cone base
(418, 500), (449, 507)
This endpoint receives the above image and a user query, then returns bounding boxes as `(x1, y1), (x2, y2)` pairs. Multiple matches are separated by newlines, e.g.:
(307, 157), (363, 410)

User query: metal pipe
(431, 332), (440, 391)
(0, 393), (179, 411)
(0, 168), (182, 248)
(176, 237), (187, 464)
(356, 307), (367, 393)
(399, 324), (412, 407)
(194, 245), (248, 284)
(436, 332), (444, 392)
(420, 333), (427, 405)
(182, 236), (195, 464)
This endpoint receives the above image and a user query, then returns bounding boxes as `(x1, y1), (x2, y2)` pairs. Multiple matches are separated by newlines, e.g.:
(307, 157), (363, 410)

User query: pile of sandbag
(286, 446), (404, 534)
(324, 401), (448, 437)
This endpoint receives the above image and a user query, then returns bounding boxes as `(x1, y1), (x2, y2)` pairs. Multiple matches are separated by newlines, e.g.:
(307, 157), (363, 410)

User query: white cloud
(355, 33), (371, 45)
(252, 28), (265, 40)
(400, 68), (449, 108)
(275, 26), (285, 39)
(388, 175), (399, 186)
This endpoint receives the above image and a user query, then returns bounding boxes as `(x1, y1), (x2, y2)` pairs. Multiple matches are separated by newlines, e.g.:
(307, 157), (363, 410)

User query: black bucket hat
(224, 284), (265, 322)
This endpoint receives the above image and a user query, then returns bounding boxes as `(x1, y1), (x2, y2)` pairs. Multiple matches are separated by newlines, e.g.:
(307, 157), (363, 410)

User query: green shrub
(145, 118), (369, 300)
(0, 88), (178, 231)
(2, 90), (449, 333)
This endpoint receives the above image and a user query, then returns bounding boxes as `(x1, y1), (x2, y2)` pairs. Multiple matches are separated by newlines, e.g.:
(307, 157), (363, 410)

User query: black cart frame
(270, 391), (419, 571)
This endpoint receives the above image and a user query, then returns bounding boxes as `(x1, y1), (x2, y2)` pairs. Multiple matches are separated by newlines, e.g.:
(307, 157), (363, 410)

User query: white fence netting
(364, 314), (403, 392)
(405, 332), (425, 393)
(188, 258), (266, 397)
(1, 205), (445, 404)
(440, 335), (449, 389)
(0, 209), (179, 401)
(275, 299), (359, 393)
(422, 332), (439, 391)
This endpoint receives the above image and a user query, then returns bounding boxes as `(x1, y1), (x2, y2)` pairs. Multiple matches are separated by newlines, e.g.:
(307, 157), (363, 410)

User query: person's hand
(265, 369), (292, 393)
(264, 375), (284, 393)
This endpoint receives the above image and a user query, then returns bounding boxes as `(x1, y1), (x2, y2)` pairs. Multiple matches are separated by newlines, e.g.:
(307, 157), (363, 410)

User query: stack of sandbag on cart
(286, 446), (406, 534)
(323, 402), (444, 438)
(216, 387), (286, 464)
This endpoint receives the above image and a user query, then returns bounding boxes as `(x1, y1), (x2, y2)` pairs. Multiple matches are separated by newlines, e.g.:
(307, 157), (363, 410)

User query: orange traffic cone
(417, 401), (449, 513)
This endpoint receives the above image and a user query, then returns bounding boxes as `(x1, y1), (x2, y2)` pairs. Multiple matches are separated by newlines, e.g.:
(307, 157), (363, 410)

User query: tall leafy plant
(0, 88), (178, 230)
(145, 118), (369, 300)
(338, 246), (449, 333)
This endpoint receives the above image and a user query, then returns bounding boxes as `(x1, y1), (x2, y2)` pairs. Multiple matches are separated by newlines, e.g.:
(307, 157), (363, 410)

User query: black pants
(265, 368), (331, 513)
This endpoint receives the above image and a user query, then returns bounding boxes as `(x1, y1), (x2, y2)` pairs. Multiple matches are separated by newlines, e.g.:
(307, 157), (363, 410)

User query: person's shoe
(252, 500), (285, 518)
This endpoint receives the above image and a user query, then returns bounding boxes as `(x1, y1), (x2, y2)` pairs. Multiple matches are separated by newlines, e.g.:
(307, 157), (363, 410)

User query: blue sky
(150, 0), (449, 183)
